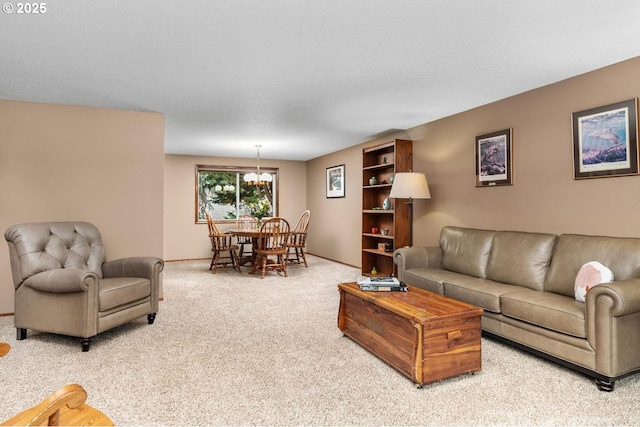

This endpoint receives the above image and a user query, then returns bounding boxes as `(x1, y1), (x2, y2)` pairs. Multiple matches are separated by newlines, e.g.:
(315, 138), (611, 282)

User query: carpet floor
(0, 255), (639, 426)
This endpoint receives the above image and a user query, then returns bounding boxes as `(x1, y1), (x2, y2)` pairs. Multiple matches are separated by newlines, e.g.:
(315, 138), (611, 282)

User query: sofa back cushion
(4, 221), (106, 288)
(545, 234), (640, 297)
(485, 231), (557, 291)
(440, 226), (495, 278)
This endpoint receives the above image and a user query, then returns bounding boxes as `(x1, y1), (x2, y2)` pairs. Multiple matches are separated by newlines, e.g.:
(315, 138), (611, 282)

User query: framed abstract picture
(326, 164), (345, 198)
(572, 99), (639, 179)
(475, 128), (513, 187)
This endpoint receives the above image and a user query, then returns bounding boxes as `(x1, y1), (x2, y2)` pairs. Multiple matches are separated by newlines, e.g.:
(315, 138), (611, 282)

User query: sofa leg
(147, 313), (156, 324)
(595, 378), (615, 392)
(16, 328), (27, 340)
(80, 337), (92, 352)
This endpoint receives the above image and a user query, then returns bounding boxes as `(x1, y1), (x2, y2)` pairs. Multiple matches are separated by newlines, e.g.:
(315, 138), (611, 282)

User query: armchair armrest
(23, 269), (99, 293)
(393, 246), (442, 281)
(102, 257), (164, 280)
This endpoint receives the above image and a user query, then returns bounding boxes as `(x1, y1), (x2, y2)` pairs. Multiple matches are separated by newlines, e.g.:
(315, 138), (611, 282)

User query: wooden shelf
(363, 162), (395, 171)
(361, 139), (413, 277)
(362, 233), (394, 239)
(362, 249), (394, 257)
(364, 184), (393, 189)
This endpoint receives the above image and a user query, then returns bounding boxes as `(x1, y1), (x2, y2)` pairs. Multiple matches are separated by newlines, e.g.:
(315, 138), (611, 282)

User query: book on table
(357, 275), (407, 292)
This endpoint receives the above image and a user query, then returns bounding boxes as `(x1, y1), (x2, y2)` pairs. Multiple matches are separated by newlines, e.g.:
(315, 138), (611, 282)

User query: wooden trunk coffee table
(337, 282), (483, 387)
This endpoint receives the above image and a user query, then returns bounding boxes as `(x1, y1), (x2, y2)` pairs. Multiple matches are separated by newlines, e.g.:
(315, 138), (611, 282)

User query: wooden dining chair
(287, 209), (311, 267)
(235, 214), (258, 259)
(206, 212), (241, 273)
(250, 217), (290, 279)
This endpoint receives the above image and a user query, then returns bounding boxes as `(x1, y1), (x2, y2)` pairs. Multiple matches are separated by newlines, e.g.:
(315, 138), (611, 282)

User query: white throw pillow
(574, 261), (614, 302)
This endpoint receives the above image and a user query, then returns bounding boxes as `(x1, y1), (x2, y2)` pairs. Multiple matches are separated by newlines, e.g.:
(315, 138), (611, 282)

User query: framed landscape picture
(326, 164), (345, 198)
(475, 128), (513, 187)
(572, 99), (639, 179)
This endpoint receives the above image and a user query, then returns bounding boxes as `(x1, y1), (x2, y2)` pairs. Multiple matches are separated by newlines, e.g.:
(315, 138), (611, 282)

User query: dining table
(228, 227), (261, 266)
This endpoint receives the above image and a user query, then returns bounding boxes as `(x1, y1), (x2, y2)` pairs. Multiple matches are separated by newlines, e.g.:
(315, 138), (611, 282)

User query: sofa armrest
(586, 278), (640, 376)
(23, 269), (99, 293)
(586, 279), (640, 317)
(393, 246), (442, 281)
(102, 257), (164, 281)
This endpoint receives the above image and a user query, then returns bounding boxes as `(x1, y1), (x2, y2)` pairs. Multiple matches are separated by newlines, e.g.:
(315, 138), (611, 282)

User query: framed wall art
(475, 128), (513, 187)
(572, 98), (639, 179)
(326, 164), (345, 198)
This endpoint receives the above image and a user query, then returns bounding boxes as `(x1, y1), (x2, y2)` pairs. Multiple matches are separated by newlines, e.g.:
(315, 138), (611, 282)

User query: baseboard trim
(306, 252), (358, 269)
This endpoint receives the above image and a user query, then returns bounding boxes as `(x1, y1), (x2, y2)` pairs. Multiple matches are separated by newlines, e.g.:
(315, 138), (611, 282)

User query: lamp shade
(244, 172), (258, 183)
(259, 173), (273, 183)
(389, 172), (431, 199)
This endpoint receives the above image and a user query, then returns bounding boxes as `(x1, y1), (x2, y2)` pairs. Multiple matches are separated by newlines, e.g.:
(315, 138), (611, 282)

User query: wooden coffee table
(337, 282), (483, 387)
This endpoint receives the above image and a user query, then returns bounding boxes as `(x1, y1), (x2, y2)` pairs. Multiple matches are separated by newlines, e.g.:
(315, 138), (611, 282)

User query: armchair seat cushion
(99, 277), (151, 312)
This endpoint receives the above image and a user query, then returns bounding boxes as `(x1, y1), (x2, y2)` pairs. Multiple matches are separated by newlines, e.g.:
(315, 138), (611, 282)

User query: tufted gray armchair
(4, 221), (164, 352)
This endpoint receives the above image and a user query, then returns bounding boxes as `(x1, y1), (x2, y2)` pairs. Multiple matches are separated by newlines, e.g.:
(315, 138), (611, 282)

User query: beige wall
(307, 56), (640, 266)
(0, 100), (165, 315)
(306, 148), (362, 267)
(163, 154), (307, 260)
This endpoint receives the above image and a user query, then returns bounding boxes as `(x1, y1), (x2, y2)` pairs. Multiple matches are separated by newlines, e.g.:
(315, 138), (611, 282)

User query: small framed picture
(572, 99), (639, 179)
(475, 128), (513, 187)
(326, 164), (345, 198)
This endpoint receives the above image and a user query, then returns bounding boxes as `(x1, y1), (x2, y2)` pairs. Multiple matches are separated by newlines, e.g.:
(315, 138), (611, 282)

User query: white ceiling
(2, 1), (640, 161)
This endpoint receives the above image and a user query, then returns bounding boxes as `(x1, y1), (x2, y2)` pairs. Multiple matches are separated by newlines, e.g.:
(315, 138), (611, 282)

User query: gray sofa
(394, 226), (640, 391)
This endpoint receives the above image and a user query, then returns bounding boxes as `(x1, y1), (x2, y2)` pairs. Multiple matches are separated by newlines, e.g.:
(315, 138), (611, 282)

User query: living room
(3, 56), (640, 312)
(2, 2), (640, 425)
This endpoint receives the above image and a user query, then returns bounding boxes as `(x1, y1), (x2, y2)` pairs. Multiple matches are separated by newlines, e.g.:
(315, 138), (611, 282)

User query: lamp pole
(407, 197), (415, 247)
(389, 172), (431, 248)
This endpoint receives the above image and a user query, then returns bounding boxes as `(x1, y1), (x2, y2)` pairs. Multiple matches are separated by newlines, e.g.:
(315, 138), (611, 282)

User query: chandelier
(243, 144), (273, 185)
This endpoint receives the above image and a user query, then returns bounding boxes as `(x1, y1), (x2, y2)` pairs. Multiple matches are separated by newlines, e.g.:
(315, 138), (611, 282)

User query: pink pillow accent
(574, 261), (614, 302)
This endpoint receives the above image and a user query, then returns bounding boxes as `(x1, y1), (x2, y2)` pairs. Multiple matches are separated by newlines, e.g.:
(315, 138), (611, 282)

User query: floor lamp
(389, 172), (431, 247)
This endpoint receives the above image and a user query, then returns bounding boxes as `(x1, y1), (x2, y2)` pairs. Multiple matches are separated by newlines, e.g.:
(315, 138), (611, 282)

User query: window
(196, 165), (278, 223)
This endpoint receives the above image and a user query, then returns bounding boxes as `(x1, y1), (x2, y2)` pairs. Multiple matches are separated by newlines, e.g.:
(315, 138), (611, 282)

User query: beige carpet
(1, 256), (639, 426)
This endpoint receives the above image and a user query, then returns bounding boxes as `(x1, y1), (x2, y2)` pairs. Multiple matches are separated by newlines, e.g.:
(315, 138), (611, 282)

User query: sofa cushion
(404, 268), (475, 295)
(485, 231), (557, 291)
(440, 226), (495, 278)
(443, 276), (516, 314)
(545, 234), (640, 297)
(99, 277), (150, 311)
(501, 290), (586, 338)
